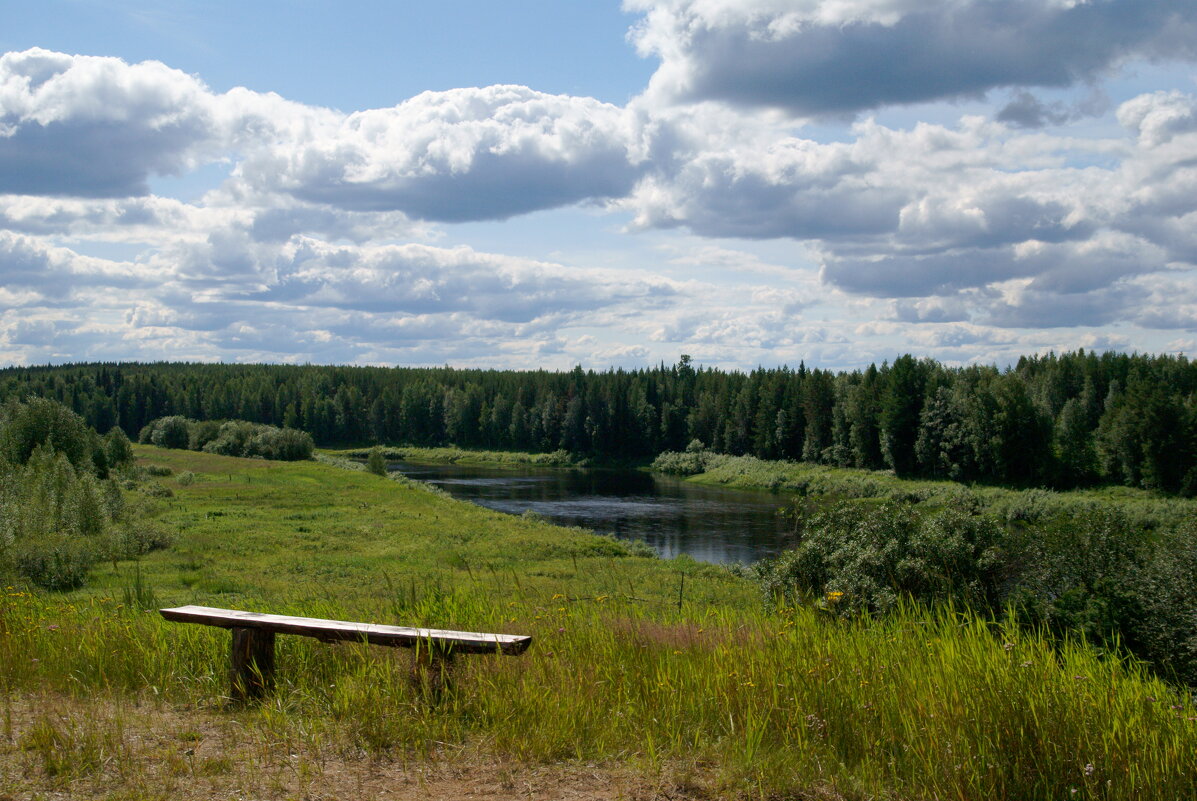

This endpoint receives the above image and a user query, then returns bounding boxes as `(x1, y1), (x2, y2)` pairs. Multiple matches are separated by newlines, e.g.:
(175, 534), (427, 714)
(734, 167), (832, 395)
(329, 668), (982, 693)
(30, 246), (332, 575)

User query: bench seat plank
(160, 605), (531, 655)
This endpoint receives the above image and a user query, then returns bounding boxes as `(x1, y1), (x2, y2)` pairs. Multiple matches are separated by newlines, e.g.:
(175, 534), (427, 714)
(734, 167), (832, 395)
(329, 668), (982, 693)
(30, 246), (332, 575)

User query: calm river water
(389, 461), (795, 565)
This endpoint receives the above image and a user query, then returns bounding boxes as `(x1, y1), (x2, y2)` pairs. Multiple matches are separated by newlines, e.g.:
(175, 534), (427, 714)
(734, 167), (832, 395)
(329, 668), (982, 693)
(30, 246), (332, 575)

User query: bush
(148, 416), (191, 449)
(139, 482), (174, 498)
(0, 444), (119, 590)
(756, 492), (1197, 685)
(176, 471), (195, 486)
(201, 420), (256, 456)
(652, 449), (710, 476)
(0, 397), (105, 475)
(188, 419), (223, 451)
(108, 522), (174, 560)
(144, 464), (173, 477)
(105, 427), (134, 469)
(246, 426), (313, 461)
(13, 536), (95, 590)
(366, 446), (388, 476)
(138, 416), (314, 461)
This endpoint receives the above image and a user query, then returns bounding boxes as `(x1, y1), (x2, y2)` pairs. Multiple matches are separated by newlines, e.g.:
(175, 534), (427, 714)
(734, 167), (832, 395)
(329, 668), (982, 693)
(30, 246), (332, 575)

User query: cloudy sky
(3, 0), (1197, 370)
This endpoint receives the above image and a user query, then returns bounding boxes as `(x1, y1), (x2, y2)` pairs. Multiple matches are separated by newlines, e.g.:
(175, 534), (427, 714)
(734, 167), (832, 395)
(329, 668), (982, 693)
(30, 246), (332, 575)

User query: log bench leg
(229, 627), (275, 701)
(411, 642), (455, 701)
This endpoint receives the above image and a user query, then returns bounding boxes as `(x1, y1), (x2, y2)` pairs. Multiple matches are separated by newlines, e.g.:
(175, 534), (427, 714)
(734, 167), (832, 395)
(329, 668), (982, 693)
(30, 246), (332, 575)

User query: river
(388, 461), (795, 565)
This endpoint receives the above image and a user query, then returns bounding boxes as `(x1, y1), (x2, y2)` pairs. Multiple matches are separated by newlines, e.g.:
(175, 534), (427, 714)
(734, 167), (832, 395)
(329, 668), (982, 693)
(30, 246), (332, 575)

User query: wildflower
(1083, 764), (1095, 777)
(557, 627), (565, 634)
(825, 590), (844, 603)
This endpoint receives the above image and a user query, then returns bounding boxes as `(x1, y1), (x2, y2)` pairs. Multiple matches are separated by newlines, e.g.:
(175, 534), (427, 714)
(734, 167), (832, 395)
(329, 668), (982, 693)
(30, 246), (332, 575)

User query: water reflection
(390, 461), (794, 565)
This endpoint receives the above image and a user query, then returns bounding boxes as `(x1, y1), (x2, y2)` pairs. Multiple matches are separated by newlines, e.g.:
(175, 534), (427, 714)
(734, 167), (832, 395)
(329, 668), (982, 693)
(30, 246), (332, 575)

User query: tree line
(1, 349), (1194, 492)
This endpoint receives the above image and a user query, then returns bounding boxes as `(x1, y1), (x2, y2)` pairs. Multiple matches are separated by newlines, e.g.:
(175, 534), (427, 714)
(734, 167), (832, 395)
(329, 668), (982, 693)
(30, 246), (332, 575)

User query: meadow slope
(2, 446), (1196, 800)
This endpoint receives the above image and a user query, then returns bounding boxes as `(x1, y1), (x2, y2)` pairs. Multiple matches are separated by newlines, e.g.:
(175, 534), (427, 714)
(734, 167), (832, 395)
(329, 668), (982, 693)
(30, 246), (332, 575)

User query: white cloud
(237, 85), (644, 221)
(627, 0), (1197, 116)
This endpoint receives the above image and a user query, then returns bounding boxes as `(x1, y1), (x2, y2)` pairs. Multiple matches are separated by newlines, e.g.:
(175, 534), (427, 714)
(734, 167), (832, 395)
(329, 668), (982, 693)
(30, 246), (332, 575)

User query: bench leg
(229, 627), (275, 701)
(411, 643), (455, 701)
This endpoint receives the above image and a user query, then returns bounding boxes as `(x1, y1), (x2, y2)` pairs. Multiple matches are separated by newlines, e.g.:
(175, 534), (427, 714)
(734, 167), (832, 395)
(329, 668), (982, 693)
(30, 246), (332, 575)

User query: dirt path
(0, 693), (724, 800)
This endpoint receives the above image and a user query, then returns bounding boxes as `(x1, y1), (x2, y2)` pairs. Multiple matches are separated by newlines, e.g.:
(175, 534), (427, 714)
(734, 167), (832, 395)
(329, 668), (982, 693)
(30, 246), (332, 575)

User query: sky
(2, 0), (1197, 372)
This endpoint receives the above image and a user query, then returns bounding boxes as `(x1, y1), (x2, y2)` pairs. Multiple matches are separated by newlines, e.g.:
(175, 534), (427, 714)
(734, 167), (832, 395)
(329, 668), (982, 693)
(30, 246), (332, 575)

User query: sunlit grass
(4, 445), (1197, 798)
(5, 588), (1197, 798)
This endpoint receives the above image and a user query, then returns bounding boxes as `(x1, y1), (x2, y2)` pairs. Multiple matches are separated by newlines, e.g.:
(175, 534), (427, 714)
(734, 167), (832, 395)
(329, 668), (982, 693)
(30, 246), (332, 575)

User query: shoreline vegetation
(323, 445), (584, 469)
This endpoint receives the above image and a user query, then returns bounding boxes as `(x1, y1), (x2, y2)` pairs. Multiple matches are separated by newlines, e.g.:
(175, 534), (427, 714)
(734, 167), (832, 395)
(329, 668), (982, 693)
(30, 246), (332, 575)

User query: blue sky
(2, 0), (1197, 370)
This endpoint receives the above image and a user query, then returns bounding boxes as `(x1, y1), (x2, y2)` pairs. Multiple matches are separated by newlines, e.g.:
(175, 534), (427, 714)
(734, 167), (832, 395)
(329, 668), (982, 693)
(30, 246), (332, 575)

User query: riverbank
(657, 449), (1197, 520)
(3, 445), (1197, 799)
(323, 445), (586, 469)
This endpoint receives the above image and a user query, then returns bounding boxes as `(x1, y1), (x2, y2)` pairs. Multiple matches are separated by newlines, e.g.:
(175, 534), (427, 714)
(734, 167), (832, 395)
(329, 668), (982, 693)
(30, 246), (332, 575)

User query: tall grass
(4, 586), (1196, 799)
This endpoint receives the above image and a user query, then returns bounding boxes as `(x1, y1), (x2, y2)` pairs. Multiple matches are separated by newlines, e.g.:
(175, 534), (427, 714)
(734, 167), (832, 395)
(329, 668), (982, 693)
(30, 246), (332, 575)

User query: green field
(3, 445), (1197, 799)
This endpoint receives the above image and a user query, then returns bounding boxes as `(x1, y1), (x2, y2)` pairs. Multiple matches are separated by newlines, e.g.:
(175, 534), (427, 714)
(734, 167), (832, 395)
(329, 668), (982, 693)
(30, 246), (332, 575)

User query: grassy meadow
(4, 445), (1197, 799)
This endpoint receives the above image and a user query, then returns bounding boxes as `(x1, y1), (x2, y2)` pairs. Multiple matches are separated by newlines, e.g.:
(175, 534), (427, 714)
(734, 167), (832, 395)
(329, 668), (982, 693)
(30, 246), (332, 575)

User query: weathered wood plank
(230, 627), (275, 701)
(160, 605), (532, 655)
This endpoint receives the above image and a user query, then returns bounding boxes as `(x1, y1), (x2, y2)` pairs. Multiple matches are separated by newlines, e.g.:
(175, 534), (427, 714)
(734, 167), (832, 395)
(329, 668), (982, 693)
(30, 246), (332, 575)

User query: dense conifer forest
(2, 349), (1195, 493)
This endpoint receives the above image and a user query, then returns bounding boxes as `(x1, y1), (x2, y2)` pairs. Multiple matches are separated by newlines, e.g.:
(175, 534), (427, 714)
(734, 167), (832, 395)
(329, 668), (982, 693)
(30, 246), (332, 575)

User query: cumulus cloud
(0, 48), (225, 196)
(238, 85), (644, 221)
(4, 40), (1197, 367)
(0, 230), (149, 302)
(1117, 89), (1197, 147)
(628, 0), (1197, 116)
(0, 50), (641, 224)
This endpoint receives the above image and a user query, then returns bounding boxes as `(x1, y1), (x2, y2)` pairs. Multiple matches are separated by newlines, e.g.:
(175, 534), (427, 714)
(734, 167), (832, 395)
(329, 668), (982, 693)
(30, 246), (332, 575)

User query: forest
(1, 348), (1194, 493)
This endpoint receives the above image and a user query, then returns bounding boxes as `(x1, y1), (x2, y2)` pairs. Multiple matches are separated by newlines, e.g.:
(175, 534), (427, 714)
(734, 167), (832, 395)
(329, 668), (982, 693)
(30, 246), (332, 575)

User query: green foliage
(0, 441), (121, 590)
(365, 446), (387, 476)
(650, 448), (709, 476)
(0, 396), (106, 476)
(140, 416), (315, 461)
(104, 426), (134, 470)
(146, 415), (191, 449)
(758, 499), (1006, 615)
(756, 492), (1197, 685)
(4, 350), (1197, 494)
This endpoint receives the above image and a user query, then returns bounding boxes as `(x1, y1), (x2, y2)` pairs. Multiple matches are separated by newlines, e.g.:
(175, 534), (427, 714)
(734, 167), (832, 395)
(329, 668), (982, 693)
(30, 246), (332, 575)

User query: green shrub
(366, 446), (388, 476)
(13, 535), (95, 590)
(139, 482), (173, 498)
(187, 419), (223, 451)
(758, 499), (1006, 615)
(757, 492), (1197, 685)
(147, 416), (191, 449)
(175, 471), (195, 486)
(651, 449), (709, 476)
(0, 445), (119, 589)
(245, 426), (313, 460)
(104, 427), (134, 469)
(0, 397), (105, 475)
(144, 464), (173, 477)
(108, 522), (174, 560)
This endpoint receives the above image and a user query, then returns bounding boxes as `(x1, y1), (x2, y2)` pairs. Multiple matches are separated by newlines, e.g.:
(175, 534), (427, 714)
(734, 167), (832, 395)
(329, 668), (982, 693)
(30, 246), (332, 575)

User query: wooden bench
(160, 605), (532, 700)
